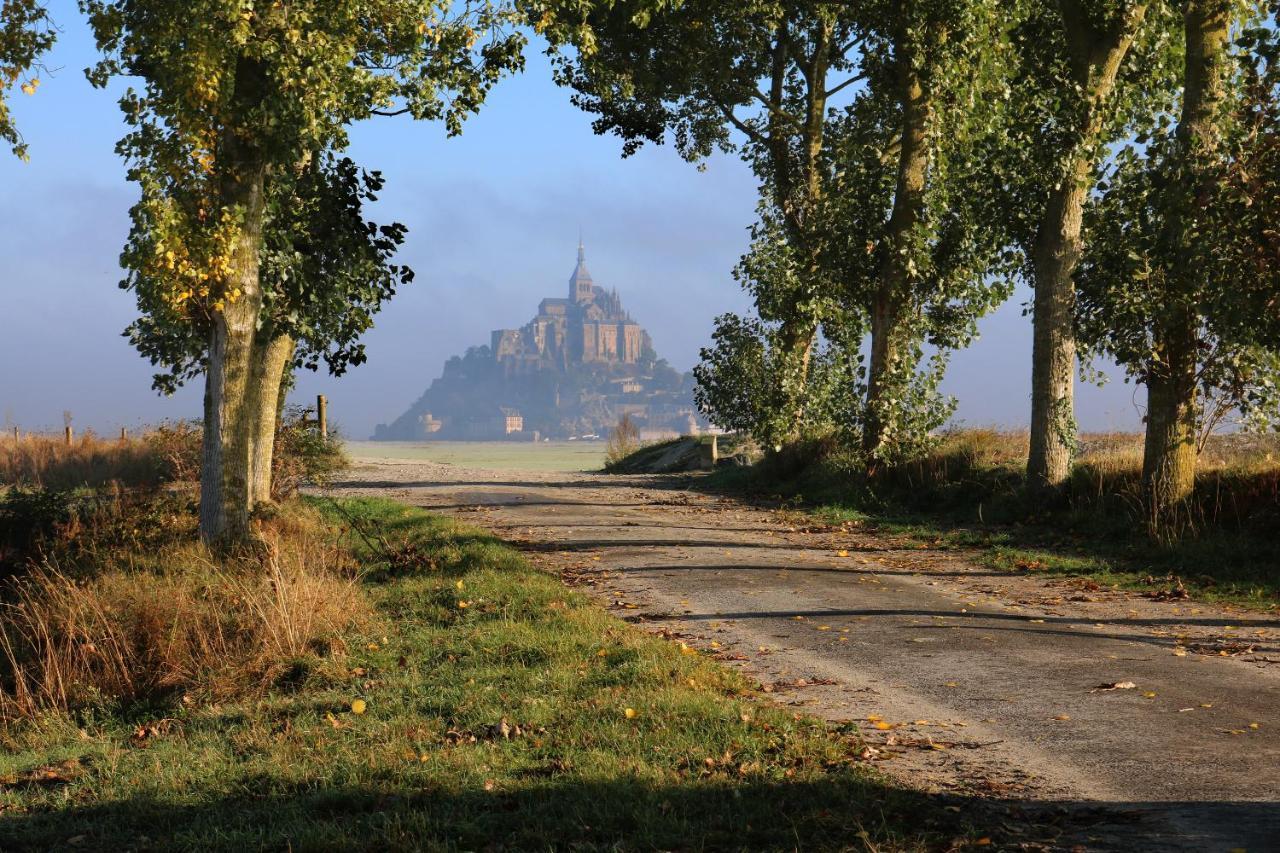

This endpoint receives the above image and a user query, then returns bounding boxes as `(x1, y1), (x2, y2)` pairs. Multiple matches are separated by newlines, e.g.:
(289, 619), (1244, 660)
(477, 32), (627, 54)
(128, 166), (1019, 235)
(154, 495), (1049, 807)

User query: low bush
(603, 413), (641, 469)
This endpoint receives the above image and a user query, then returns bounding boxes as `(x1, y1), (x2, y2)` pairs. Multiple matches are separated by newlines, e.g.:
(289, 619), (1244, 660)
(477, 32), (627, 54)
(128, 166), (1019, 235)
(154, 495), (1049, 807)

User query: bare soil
(332, 455), (1280, 852)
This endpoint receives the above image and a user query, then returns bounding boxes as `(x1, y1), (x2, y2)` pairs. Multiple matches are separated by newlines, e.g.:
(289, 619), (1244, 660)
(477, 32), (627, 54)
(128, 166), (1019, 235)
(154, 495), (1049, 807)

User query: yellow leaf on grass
(873, 721), (893, 730)
(624, 707), (638, 720)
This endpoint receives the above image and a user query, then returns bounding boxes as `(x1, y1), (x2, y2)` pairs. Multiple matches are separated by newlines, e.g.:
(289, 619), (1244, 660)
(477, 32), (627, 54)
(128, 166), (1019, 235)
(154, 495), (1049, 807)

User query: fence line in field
(4, 395), (332, 447)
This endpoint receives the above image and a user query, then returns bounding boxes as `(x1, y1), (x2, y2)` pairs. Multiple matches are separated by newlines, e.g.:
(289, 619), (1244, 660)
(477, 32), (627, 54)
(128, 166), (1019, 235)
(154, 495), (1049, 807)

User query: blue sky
(0, 2), (1146, 438)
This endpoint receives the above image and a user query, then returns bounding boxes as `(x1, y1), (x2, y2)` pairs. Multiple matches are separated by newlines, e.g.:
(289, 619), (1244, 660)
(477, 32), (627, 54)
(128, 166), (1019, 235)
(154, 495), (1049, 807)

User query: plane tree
(83, 0), (525, 545)
(1076, 0), (1279, 525)
(529, 0), (867, 444)
(992, 0), (1181, 490)
(122, 152), (413, 504)
(1, 0), (55, 159)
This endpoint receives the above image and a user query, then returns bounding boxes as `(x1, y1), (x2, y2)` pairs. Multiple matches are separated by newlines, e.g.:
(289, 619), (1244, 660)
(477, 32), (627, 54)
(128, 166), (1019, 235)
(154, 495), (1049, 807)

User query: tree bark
(1027, 1), (1148, 490)
(1143, 315), (1198, 524)
(755, 15), (833, 441)
(198, 57), (269, 547)
(864, 23), (930, 463)
(247, 334), (296, 507)
(1142, 0), (1230, 519)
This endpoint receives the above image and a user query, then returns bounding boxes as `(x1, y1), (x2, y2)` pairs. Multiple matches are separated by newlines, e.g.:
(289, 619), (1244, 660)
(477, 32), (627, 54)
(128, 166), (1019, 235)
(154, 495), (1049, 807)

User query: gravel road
(332, 455), (1280, 852)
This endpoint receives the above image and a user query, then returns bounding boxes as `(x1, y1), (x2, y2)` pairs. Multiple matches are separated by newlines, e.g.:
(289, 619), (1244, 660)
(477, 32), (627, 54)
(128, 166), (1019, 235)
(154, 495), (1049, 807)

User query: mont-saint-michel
(372, 243), (705, 441)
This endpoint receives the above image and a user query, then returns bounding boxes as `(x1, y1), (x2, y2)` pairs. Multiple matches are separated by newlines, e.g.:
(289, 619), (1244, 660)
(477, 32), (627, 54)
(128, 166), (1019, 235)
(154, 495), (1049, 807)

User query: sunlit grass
(0, 497), (962, 850)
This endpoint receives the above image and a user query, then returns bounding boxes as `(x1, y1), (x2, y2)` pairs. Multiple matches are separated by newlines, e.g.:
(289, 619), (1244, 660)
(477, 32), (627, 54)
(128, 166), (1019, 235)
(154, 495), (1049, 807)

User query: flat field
(344, 440), (606, 472)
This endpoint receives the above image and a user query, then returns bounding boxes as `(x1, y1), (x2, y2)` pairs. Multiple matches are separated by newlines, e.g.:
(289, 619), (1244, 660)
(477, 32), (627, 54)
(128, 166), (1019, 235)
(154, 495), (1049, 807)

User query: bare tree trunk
(198, 58), (268, 547)
(1142, 0), (1230, 519)
(1143, 314), (1199, 523)
(864, 26), (929, 464)
(247, 334), (296, 507)
(1027, 1), (1149, 490)
(1027, 161), (1088, 488)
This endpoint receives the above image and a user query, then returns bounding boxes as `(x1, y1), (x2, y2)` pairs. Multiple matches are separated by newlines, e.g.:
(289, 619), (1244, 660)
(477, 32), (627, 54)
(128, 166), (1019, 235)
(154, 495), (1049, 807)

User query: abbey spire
(570, 237), (594, 302)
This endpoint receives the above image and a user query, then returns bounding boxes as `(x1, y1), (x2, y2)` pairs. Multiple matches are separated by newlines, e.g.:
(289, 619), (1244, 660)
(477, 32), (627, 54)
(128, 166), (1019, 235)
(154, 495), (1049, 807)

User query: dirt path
(333, 456), (1280, 851)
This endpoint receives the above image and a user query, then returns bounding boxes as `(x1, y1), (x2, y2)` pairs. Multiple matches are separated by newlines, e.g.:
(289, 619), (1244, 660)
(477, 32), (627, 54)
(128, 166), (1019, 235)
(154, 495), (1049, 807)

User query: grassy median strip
(0, 497), (961, 851)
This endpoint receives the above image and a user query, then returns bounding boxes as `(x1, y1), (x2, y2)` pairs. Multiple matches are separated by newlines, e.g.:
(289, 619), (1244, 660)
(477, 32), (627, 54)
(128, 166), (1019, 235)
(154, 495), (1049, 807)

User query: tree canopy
(0, 0), (56, 159)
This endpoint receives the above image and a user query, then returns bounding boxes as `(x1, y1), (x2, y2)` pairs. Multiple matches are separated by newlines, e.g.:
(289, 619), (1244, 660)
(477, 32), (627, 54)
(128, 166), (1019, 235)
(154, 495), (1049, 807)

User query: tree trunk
(1027, 1), (1149, 490)
(864, 26), (929, 463)
(199, 60), (269, 547)
(247, 334), (296, 507)
(1143, 312), (1198, 524)
(1142, 0), (1230, 519)
(781, 14), (833, 439)
(1027, 162), (1088, 489)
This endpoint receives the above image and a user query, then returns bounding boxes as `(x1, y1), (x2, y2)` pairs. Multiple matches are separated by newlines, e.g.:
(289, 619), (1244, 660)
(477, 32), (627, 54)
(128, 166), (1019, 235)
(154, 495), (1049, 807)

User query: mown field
(345, 440), (607, 473)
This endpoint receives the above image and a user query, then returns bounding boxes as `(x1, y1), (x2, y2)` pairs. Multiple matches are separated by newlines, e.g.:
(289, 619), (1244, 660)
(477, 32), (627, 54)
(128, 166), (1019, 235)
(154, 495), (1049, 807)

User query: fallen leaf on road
(1091, 681), (1136, 692)
(1053, 714), (1071, 721)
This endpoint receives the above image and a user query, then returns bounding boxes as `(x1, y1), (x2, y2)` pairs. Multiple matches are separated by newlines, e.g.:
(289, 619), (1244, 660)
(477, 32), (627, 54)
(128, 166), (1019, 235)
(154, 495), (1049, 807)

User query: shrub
(272, 406), (349, 500)
(604, 414), (641, 469)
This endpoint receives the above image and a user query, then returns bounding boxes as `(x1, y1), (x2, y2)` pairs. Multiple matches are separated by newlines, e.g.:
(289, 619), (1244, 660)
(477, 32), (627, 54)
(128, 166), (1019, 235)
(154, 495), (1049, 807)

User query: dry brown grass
(0, 422), (204, 492)
(0, 505), (369, 718)
(879, 428), (1280, 538)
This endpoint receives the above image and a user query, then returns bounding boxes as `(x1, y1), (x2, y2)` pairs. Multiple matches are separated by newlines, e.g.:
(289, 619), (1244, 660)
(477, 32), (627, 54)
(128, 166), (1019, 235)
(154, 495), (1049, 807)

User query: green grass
(799, 500), (1280, 611)
(0, 497), (964, 851)
(705, 442), (1280, 611)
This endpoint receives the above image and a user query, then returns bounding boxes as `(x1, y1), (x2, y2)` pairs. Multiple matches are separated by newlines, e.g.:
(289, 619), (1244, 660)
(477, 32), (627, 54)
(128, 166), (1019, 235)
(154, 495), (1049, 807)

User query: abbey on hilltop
(372, 243), (706, 441)
(491, 242), (649, 372)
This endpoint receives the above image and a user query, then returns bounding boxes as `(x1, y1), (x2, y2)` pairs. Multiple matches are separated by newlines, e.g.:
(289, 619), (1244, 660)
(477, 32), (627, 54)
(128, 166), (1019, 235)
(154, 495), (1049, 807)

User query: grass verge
(704, 430), (1280, 610)
(0, 496), (967, 851)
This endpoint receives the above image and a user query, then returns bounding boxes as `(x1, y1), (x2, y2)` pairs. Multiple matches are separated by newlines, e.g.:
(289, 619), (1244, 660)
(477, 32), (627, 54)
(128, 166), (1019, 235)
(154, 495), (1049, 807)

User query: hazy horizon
(0, 2), (1149, 440)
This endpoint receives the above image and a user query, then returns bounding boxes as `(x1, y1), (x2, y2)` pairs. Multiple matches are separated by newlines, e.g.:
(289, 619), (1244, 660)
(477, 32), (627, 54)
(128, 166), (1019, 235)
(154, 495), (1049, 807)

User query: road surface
(333, 455), (1280, 851)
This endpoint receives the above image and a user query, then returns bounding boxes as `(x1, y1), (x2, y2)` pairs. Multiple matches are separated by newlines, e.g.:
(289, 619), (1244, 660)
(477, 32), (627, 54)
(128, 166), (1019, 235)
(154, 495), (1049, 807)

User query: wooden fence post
(11, 426), (17, 444)
(317, 395), (328, 441)
(64, 426), (73, 446)
(120, 427), (128, 442)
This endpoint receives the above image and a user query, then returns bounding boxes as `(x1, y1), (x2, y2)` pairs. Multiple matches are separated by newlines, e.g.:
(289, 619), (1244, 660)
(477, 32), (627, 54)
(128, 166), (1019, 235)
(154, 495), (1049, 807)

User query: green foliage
(123, 152), (415, 394)
(1076, 2), (1280, 435)
(0, 487), (72, 568)
(82, 0), (526, 403)
(271, 407), (350, 500)
(992, 0), (1183, 272)
(0, 0), (55, 160)
(534, 1), (865, 434)
(694, 312), (859, 451)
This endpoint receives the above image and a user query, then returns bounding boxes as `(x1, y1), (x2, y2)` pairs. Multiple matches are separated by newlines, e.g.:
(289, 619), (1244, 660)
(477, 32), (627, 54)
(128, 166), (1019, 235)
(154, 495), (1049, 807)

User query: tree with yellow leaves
(83, 0), (525, 546)
(1, 0), (55, 160)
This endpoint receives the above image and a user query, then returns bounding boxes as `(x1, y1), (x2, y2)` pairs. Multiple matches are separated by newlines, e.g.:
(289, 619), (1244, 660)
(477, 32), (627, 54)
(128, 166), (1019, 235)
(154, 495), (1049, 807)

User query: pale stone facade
(491, 243), (649, 375)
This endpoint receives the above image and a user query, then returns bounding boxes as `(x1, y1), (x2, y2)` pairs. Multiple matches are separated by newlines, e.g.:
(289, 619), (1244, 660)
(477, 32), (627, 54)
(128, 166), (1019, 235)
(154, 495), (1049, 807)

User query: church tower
(569, 239), (594, 303)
